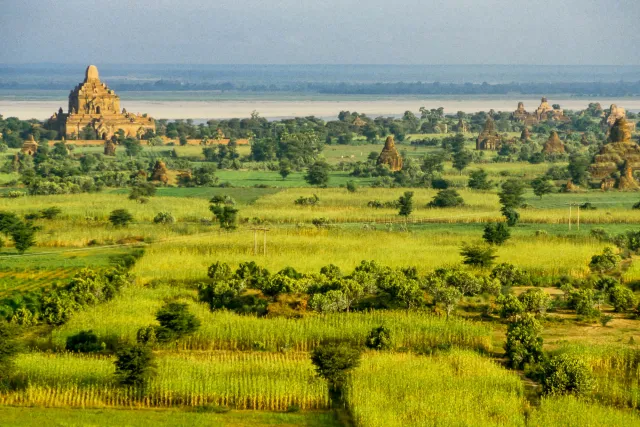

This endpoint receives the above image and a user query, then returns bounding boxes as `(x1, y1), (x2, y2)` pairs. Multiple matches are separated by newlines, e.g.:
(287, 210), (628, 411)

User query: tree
(452, 149), (473, 174)
(499, 179), (526, 211)
(209, 197), (238, 230)
(468, 169), (492, 190)
(310, 342), (361, 404)
(609, 285), (636, 312)
(129, 182), (156, 202)
(428, 189), (464, 208)
(439, 286), (463, 318)
(155, 302), (201, 341)
(65, 330), (103, 353)
(365, 326), (392, 350)
(589, 247), (620, 274)
(501, 207), (520, 227)
(505, 313), (543, 369)
(397, 191), (414, 218)
(567, 153), (591, 186)
(542, 354), (592, 397)
(279, 160), (292, 180)
(460, 243), (497, 268)
(483, 223), (511, 245)
(11, 222), (37, 254)
(304, 161), (330, 187)
(109, 209), (134, 227)
(346, 180), (357, 193)
(531, 176), (555, 199)
(421, 153), (445, 179)
(123, 138), (143, 157)
(114, 344), (156, 388)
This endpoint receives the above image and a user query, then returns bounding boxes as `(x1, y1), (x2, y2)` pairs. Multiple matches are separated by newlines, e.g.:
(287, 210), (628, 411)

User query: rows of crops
(2, 351), (328, 410)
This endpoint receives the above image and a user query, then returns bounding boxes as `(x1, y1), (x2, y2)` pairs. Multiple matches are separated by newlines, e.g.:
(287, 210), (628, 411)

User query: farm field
(2, 106), (640, 426)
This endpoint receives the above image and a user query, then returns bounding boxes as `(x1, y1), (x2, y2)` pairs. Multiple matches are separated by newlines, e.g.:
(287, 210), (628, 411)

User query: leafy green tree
(155, 302), (201, 341)
(568, 289), (599, 318)
(499, 179), (526, 209)
(123, 138), (143, 157)
(468, 169), (493, 190)
(209, 198), (238, 230)
(311, 342), (361, 404)
(496, 294), (525, 318)
(531, 176), (555, 199)
(505, 313), (543, 369)
(609, 285), (637, 312)
(65, 330), (103, 353)
(109, 209), (134, 227)
(40, 207), (62, 220)
(483, 223), (511, 245)
(365, 326), (392, 350)
(279, 160), (292, 180)
(460, 243), (497, 268)
(421, 153), (445, 179)
(114, 344), (156, 388)
(346, 180), (357, 193)
(153, 212), (175, 224)
(567, 153), (591, 186)
(542, 354), (593, 396)
(589, 247), (620, 274)
(518, 288), (551, 315)
(501, 207), (520, 227)
(129, 182), (157, 202)
(304, 161), (330, 187)
(428, 189), (464, 208)
(439, 286), (463, 318)
(11, 222), (37, 254)
(397, 191), (414, 217)
(452, 149), (473, 174)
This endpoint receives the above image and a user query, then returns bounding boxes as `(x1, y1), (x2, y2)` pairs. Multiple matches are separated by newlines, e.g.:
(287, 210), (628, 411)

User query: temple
(476, 117), (501, 150)
(45, 65), (155, 140)
(602, 104), (636, 134)
(511, 98), (570, 125)
(377, 135), (403, 171)
(590, 118), (640, 190)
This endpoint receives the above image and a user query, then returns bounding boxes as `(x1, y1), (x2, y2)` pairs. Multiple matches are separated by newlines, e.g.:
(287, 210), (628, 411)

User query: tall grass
(50, 285), (493, 352)
(529, 395), (640, 426)
(2, 351), (328, 410)
(346, 350), (527, 427)
(555, 343), (640, 409)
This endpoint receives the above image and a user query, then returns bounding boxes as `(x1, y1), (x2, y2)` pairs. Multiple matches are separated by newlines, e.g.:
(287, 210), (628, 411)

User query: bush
(294, 194), (320, 206)
(311, 342), (361, 401)
(609, 285), (637, 312)
(365, 326), (392, 350)
(65, 330), (103, 353)
(542, 354), (593, 397)
(460, 243), (497, 268)
(589, 247), (620, 274)
(114, 344), (156, 388)
(483, 223), (511, 245)
(155, 302), (201, 341)
(109, 209), (134, 227)
(500, 207), (520, 227)
(505, 314), (544, 369)
(427, 189), (464, 208)
(40, 207), (62, 220)
(153, 212), (175, 224)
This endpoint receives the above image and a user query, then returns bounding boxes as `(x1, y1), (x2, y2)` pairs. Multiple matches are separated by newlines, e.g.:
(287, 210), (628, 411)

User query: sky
(1, 0), (639, 65)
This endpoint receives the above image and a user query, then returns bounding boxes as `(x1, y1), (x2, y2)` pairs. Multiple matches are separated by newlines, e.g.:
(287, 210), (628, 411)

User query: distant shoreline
(2, 94), (639, 121)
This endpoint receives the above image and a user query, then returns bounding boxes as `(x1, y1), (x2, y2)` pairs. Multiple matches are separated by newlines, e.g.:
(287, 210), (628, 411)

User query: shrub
(588, 247), (620, 274)
(609, 285), (637, 312)
(365, 326), (393, 350)
(460, 243), (497, 268)
(109, 209), (134, 227)
(65, 330), (103, 353)
(294, 194), (320, 206)
(428, 189), (464, 208)
(505, 314), (543, 369)
(40, 207), (62, 220)
(155, 302), (201, 341)
(0, 322), (19, 382)
(311, 342), (361, 402)
(501, 207), (520, 227)
(483, 223), (511, 245)
(542, 354), (593, 397)
(114, 344), (156, 388)
(346, 181), (357, 193)
(153, 211), (175, 224)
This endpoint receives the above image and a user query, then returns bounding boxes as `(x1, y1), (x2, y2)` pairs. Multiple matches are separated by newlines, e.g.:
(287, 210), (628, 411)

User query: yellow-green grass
(554, 343), (640, 410)
(0, 407), (341, 427)
(50, 285), (492, 352)
(529, 395), (640, 426)
(3, 351), (328, 410)
(132, 227), (602, 283)
(346, 350), (527, 427)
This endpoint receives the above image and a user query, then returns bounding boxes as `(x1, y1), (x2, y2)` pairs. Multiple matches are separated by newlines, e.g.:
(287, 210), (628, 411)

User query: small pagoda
(377, 135), (403, 171)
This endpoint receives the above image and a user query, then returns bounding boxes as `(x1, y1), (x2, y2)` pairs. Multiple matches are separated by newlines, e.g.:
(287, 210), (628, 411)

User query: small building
(377, 135), (403, 171)
(476, 117), (501, 150)
(20, 135), (39, 155)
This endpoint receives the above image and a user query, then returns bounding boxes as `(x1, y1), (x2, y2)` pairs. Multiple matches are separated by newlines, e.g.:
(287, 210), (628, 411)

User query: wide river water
(2, 94), (640, 121)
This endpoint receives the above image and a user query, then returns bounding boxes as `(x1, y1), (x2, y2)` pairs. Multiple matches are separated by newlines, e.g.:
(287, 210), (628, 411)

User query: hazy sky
(1, 0), (639, 65)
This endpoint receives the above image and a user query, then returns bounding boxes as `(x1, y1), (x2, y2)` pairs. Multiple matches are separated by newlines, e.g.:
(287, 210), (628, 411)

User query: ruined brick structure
(590, 118), (640, 190)
(476, 117), (501, 150)
(542, 131), (565, 154)
(377, 135), (403, 171)
(46, 65), (155, 140)
(21, 134), (38, 155)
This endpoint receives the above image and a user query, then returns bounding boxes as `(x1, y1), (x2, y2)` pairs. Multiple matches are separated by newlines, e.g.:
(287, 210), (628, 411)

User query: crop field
(3, 126), (640, 426)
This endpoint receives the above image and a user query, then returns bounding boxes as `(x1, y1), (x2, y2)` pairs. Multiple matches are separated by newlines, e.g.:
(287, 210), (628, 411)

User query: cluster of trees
(196, 260), (540, 318)
(0, 250), (143, 327)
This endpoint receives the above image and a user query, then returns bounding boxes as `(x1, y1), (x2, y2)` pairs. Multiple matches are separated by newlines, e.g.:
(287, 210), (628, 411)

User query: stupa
(377, 135), (403, 171)
(476, 117), (501, 150)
